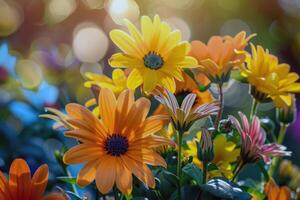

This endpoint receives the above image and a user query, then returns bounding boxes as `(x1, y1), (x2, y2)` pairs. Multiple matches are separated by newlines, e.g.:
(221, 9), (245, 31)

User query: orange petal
(42, 192), (67, 200)
(115, 90), (134, 133)
(29, 164), (48, 200)
(264, 178), (280, 200)
(95, 156), (116, 194)
(64, 129), (103, 144)
(127, 148), (167, 168)
(63, 144), (105, 164)
(123, 97), (150, 137)
(134, 115), (168, 138)
(77, 158), (101, 187)
(98, 88), (117, 134)
(65, 104), (107, 138)
(277, 187), (291, 200)
(116, 159), (132, 195)
(0, 171), (10, 200)
(9, 159), (32, 200)
(121, 156), (155, 188)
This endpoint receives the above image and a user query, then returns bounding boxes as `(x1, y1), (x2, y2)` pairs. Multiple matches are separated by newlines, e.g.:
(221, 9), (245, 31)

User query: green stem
(214, 83), (224, 130)
(277, 123), (288, 144)
(113, 185), (120, 200)
(232, 160), (244, 182)
(202, 162), (207, 184)
(268, 123), (288, 177)
(250, 99), (259, 120)
(177, 131), (184, 200)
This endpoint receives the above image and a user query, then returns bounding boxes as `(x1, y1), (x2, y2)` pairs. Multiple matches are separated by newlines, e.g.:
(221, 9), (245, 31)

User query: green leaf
(201, 178), (252, 200)
(57, 176), (77, 185)
(182, 163), (203, 186)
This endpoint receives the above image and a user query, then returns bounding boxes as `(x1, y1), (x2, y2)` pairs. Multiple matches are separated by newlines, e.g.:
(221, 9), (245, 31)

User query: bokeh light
(72, 23), (109, 63)
(44, 0), (77, 24)
(105, 0), (140, 25)
(0, 0), (23, 36)
(15, 59), (43, 90)
(81, 0), (105, 9)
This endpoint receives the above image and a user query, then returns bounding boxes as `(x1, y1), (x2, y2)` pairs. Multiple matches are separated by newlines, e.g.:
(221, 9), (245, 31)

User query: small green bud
(276, 95), (297, 125)
(197, 128), (214, 163)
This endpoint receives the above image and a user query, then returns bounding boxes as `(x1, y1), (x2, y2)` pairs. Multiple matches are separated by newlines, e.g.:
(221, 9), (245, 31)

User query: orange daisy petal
(116, 158), (132, 195)
(98, 88), (117, 134)
(121, 155), (155, 188)
(64, 129), (103, 144)
(0, 171), (10, 200)
(9, 159), (32, 200)
(95, 156), (117, 194)
(77, 158), (101, 187)
(63, 144), (105, 164)
(29, 164), (48, 200)
(134, 115), (169, 139)
(42, 193), (67, 200)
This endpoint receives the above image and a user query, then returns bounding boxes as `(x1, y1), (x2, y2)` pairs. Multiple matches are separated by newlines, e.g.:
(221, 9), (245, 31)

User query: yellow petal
(110, 30), (143, 58)
(127, 69), (143, 90)
(160, 76), (176, 93)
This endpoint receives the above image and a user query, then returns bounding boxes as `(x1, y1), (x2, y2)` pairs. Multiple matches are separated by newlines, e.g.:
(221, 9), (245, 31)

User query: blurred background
(0, 0), (299, 196)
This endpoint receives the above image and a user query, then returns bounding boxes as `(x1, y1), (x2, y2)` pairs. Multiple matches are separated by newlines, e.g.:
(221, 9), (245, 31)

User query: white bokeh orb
(72, 23), (109, 63)
(106, 0), (140, 25)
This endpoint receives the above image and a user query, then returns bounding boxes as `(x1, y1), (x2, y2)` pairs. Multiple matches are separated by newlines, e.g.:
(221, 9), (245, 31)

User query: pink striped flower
(155, 89), (220, 132)
(229, 112), (291, 164)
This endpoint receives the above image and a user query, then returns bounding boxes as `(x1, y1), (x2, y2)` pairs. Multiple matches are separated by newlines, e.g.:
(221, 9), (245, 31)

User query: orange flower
(0, 158), (66, 200)
(189, 31), (255, 84)
(63, 88), (175, 195)
(264, 178), (291, 200)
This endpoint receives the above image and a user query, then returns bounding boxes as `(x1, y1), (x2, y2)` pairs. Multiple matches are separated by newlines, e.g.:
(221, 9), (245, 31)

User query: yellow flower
(84, 69), (128, 116)
(242, 44), (300, 107)
(189, 31), (254, 84)
(185, 133), (240, 179)
(62, 89), (175, 195)
(109, 15), (198, 93)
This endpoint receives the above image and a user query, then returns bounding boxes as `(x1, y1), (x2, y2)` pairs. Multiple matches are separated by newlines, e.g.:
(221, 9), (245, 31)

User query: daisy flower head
(62, 88), (175, 195)
(189, 31), (254, 84)
(109, 15), (198, 93)
(242, 44), (300, 108)
(0, 159), (67, 200)
(229, 112), (291, 164)
(154, 88), (219, 132)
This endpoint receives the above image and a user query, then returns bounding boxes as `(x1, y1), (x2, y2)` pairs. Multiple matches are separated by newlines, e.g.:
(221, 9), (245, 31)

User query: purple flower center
(105, 134), (128, 156)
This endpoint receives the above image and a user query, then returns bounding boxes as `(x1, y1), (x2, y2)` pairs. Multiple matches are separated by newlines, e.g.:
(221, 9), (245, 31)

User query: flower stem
(250, 99), (259, 120)
(202, 161), (207, 184)
(113, 185), (120, 200)
(277, 123), (288, 144)
(232, 160), (244, 182)
(177, 131), (184, 200)
(268, 123), (288, 177)
(214, 83), (224, 130)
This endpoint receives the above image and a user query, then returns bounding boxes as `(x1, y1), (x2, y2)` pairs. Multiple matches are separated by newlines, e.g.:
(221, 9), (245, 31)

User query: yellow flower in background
(185, 133), (240, 179)
(242, 44), (300, 107)
(84, 69), (128, 115)
(109, 15), (198, 93)
(189, 31), (254, 84)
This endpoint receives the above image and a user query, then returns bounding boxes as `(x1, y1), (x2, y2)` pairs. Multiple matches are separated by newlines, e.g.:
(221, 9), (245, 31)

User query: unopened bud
(218, 119), (233, 133)
(197, 128), (214, 163)
(276, 95), (297, 125)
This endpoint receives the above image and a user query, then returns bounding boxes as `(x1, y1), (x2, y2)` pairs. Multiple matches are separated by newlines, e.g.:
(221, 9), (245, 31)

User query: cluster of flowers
(2, 15), (300, 200)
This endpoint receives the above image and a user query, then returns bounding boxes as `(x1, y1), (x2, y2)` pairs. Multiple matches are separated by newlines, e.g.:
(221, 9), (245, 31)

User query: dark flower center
(105, 134), (128, 156)
(143, 51), (164, 70)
